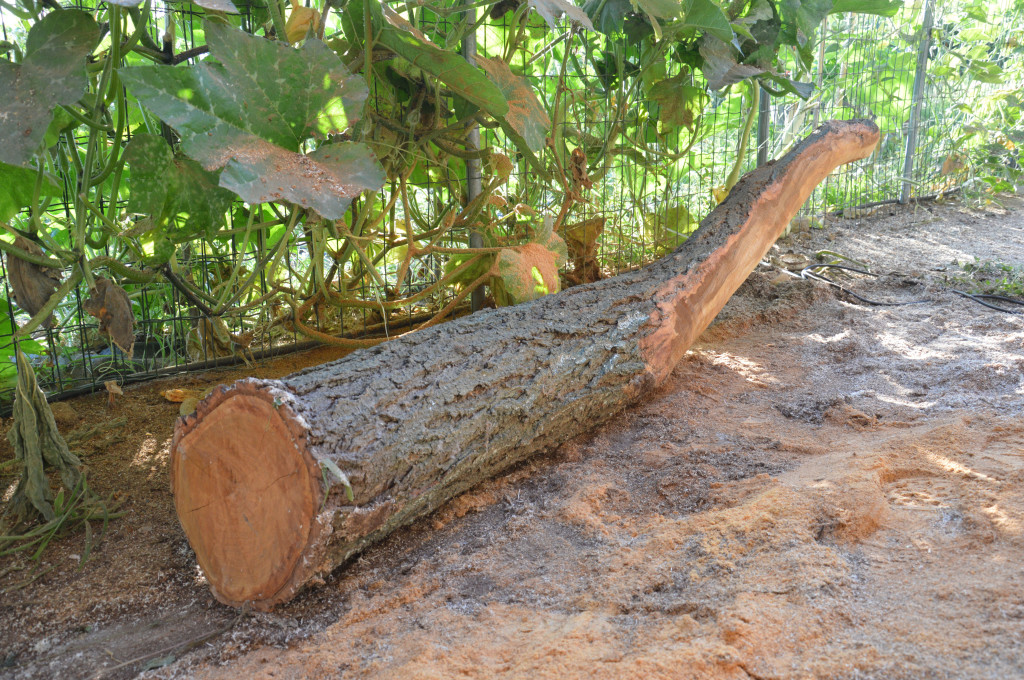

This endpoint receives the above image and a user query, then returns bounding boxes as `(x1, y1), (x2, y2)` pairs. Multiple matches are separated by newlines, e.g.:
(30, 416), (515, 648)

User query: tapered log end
(171, 382), (323, 609)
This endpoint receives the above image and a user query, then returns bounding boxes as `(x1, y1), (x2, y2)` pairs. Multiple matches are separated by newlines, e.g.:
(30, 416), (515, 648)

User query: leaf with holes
(123, 134), (233, 239)
(477, 57), (550, 154)
(492, 220), (567, 306)
(0, 10), (99, 167)
(528, 0), (595, 30)
(120, 21), (383, 219)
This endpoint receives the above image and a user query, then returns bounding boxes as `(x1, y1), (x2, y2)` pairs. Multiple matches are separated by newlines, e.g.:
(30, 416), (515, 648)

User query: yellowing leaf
(285, 6), (321, 43)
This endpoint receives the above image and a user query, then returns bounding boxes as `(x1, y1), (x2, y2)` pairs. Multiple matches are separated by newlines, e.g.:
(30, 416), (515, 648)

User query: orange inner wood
(172, 394), (315, 604)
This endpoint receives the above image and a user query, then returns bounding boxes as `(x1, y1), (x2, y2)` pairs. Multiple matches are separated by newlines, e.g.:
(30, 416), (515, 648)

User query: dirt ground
(1, 195), (1023, 679)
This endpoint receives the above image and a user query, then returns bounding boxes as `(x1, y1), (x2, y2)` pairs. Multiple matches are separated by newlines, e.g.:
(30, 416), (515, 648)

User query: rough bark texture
(171, 120), (880, 610)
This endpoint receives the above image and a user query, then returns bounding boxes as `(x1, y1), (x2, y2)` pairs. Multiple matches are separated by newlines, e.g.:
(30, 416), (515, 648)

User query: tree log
(171, 120), (880, 610)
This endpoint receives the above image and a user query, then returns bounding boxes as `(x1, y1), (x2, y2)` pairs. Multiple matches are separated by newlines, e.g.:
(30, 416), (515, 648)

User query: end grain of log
(172, 120), (880, 610)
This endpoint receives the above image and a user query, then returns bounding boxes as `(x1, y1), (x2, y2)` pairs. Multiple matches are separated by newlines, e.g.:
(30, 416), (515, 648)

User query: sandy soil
(1, 195), (1022, 679)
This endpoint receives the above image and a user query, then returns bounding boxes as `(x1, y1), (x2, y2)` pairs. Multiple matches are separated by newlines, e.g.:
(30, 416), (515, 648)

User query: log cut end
(171, 382), (323, 609)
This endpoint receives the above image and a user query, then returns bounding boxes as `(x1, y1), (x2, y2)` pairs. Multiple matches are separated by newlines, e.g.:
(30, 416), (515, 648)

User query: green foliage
(951, 258), (1024, 298)
(121, 21), (384, 218)
(123, 134), (234, 240)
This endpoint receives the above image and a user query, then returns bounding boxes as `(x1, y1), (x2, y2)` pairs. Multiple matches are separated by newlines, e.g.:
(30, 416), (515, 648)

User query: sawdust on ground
(1, 195), (1023, 680)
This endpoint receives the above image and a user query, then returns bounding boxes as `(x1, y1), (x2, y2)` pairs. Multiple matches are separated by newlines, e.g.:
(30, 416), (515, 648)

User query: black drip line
(777, 263), (1024, 315)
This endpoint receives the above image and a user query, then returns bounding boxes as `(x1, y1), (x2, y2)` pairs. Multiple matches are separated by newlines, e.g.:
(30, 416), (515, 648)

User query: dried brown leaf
(83, 278), (135, 358)
(7, 237), (61, 328)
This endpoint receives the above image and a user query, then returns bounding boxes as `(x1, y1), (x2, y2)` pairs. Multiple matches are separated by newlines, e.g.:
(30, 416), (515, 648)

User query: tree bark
(171, 120), (880, 610)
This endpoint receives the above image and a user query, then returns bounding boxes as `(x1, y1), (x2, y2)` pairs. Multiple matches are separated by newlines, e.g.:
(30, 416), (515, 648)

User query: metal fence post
(900, 0), (935, 204)
(462, 4), (484, 311)
(756, 85), (770, 166)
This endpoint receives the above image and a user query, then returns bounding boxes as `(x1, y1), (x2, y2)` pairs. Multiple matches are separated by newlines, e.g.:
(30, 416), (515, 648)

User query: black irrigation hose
(790, 263), (1024, 315)
(951, 290), (1024, 314)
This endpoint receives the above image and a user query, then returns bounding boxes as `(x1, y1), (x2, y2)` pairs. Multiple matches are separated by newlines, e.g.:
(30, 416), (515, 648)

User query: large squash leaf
(123, 134), (233, 239)
(0, 10), (99, 167)
(477, 57), (550, 153)
(120, 21), (383, 219)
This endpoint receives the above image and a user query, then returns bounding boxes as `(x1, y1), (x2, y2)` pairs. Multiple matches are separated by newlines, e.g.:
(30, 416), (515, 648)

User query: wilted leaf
(179, 397), (201, 417)
(83, 278), (135, 358)
(647, 75), (707, 130)
(699, 36), (766, 90)
(569, 147), (593, 191)
(644, 203), (695, 255)
(0, 10), (99, 167)
(528, 0), (595, 31)
(121, 22), (383, 219)
(0, 162), (61, 222)
(490, 153), (514, 180)
(492, 218), (567, 306)
(123, 134), (233, 238)
(477, 57), (551, 153)
(141, 654), (176, 671)
(382, 4), (434, 43)
(285, 5), (321, 43)
(562, 216), (605, 284)
(7, 237), (61, 328)
(104, 380), (123, 407)
(376, 27), (509, 119)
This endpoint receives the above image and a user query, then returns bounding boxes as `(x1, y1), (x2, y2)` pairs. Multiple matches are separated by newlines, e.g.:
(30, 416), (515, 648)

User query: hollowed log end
(171, 381), (323, 609)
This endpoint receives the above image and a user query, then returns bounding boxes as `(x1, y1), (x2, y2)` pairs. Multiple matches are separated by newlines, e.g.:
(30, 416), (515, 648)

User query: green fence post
(900, 0), (935, 204)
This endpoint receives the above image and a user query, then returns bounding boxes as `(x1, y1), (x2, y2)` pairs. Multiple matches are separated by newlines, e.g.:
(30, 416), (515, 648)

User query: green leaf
(529, 0), (595, 31)
(477, 57), (551, 153)
(682, 0), (733, 43)
(123, 134), (234, 239)
(0, 162), (61, 223)
(764, 73), (815, 98)
(780, 0), (832, 46)
(0, 10), (99, 167)
(121, 22), (383, 219)
(583, 0), (633, 34)
(637, 0), (681, 20)
(376, 27), (509, 118)
(829, 0), (901, 16)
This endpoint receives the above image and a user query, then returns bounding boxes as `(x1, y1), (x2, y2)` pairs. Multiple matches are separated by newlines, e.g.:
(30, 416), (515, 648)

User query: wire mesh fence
(0, 0), (1021, 410)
